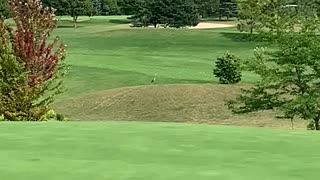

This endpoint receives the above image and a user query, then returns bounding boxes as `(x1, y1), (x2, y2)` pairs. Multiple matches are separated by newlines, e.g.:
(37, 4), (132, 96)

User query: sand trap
(190, 22), (235, 29)
(133, 22), (236, 29)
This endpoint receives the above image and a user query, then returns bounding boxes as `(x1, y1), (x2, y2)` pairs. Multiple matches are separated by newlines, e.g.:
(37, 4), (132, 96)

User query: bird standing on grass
(151, 74), (157, 83)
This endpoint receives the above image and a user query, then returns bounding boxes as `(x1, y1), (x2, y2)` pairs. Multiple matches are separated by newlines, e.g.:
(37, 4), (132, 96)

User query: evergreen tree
(194, 0), (219, 18)
(169, 0), (200, 28)
(218, 0), (238, 20)
(129, 0), (200, 28)
(92, 0), (102, 15)
(121, 0), (143, 15)
(104, 0), (121, 15)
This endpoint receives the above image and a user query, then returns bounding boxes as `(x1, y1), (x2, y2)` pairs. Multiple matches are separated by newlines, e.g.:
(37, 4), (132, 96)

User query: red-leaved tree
(0, 0), (67, 121)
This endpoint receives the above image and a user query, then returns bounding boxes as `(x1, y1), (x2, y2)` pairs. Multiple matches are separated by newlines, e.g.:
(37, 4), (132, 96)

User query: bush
(56, 114), (65, 121)
(307, 121), (316, 130)
(41, 110), (65, 121)
(42, 110), (57, 121)
(213, 53), (242, 84)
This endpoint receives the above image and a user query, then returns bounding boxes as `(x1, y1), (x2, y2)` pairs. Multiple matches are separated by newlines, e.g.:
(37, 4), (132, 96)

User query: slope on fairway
(54, 84), (305, 129)
(0, 122), (319, 180)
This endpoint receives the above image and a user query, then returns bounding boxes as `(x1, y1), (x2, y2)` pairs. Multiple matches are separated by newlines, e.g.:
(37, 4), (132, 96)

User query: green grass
(52, 16), (259, 99)
(1, 16), (314, 180)
(0, 122), (319, 180)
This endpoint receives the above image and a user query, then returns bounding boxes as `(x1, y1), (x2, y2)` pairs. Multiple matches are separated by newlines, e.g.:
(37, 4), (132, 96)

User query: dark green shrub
(307, 121), (316, 130)
(213, 53), (242, 84)
(56, 114), (65, 121)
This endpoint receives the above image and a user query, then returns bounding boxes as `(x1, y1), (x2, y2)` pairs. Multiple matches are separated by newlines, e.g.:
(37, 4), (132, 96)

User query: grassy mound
(0, 122), (318, 180)
(54, 84), (305, 129)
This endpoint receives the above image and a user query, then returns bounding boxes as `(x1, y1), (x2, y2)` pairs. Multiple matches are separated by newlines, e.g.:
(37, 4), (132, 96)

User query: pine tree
(218, 0), (238, 20)
(129, 0), (200, 28)
(92, 0), (102, 15)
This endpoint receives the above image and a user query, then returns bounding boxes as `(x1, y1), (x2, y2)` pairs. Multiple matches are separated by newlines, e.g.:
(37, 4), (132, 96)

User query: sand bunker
(190, 22), (235, 29)
(136, 22), (236, 29)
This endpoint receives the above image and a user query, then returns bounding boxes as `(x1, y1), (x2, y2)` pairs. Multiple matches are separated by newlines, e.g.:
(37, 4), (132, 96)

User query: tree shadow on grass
(172, 79), (213, 84)
(220, 32), (261, 42)
(109, 19), (130, 24)
(57, 25), (80, 29)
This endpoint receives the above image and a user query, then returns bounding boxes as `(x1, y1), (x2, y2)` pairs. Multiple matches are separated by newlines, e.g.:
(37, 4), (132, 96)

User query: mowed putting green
(0, 122), (319, 180)
(54, 16), (258, 100)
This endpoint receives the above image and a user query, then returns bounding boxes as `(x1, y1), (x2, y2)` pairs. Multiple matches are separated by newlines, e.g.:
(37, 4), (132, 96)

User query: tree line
(236, 0), (320, 36)
(39, 0), (237, 17)
(0, 0), (235, 17)
(0, 0), (239, 28)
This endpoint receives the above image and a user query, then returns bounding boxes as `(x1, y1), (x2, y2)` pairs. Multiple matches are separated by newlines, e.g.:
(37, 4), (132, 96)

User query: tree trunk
(314, 117), (320, 131)
(73, 16), (78, 28)
(249, 18), (254, 35)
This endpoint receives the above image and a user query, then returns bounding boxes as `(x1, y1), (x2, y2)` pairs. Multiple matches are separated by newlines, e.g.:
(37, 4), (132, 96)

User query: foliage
(43, 0), (95, 19)
(194, 0), (219, 18)
(236, 0), (320, 38)
(0, 0), (10, 18)
(228, 8), (320, 130)
(104, 0), (121, 15)
(92, 0), (103, 15)
(169, 0), (200, 28)
(0, 40), (30, 121)
(0, 0), (66, 121)
(42, 0), (66, 16)
(218, 0), (238, 20)
(127, 0), (148, 27)
(121, 0), (143, 15)
(236, 0), (263, 36)
(307, 121), (317, 131)
(43, 109), (57, 120)
(129, 0), (200, 28)
(63, 0), (94, 27)
(43, 0), (225, 17)
(56, 113), (65, 121)
(41, 110), (65, 121)
(40, 110), (65, 121)
(213, 53), (242, 84)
